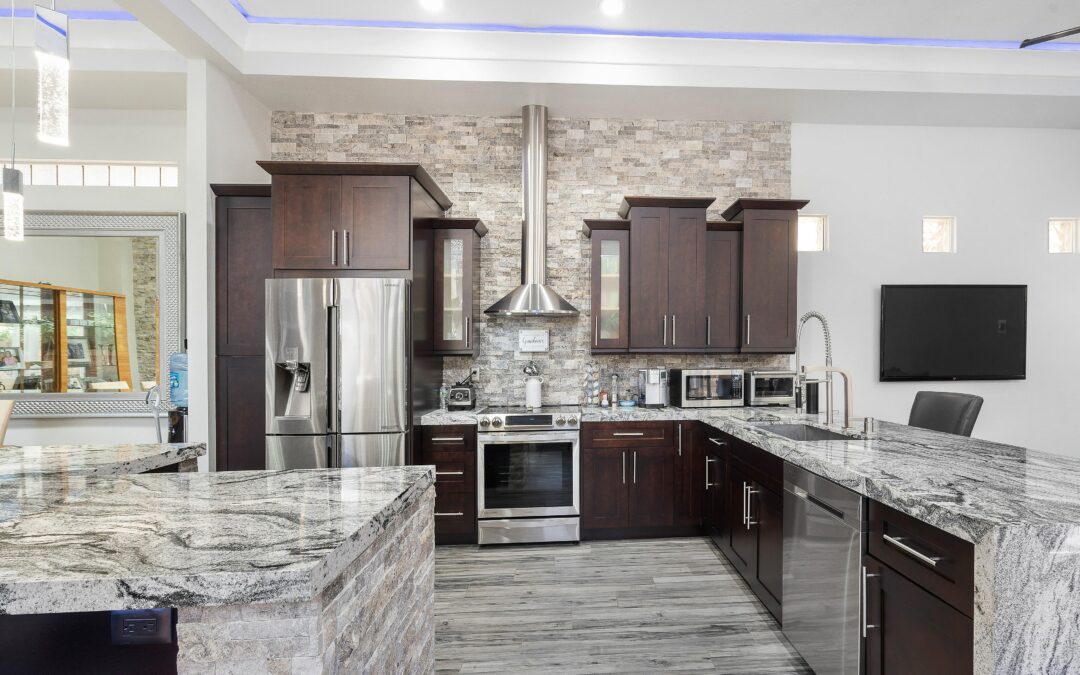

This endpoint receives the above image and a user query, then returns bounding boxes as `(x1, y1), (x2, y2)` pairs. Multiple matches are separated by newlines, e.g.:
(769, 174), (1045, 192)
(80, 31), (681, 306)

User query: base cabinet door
(582, 448), (630, 530)
(215, 356), (266, 470)
(727, 465), (757, 578)
(628, 447), (676, 529)
(673, 422), (702, 528)
(864, 556), (974, 675)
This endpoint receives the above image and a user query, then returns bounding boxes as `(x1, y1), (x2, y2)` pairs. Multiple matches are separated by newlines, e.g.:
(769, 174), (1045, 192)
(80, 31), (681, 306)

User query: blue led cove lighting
(226, 1), (1080, 51)
(0, 8), (135, 21)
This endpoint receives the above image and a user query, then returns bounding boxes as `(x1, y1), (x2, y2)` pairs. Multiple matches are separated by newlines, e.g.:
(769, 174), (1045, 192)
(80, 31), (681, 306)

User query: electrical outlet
(110, 608), (172, 645)
(122, 618), (158, 636)
(470, 367), (480, 382)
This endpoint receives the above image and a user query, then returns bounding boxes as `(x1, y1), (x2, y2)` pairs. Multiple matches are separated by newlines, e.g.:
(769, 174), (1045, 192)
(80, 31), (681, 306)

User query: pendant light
(4, 0), (24, 241)
(34, 2), (67, 145)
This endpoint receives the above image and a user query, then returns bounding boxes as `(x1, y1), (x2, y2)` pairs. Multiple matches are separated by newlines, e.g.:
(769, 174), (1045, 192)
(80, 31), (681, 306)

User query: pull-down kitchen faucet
(801, 366), (854, 430)
(795, 311), (833, 415)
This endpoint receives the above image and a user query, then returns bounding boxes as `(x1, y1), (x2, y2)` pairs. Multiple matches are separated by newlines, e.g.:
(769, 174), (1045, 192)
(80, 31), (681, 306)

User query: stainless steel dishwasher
(782, 463), (865, 675)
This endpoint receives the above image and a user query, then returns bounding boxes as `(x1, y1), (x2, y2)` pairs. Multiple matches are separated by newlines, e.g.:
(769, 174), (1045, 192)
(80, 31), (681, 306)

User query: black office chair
(908, 391), (984, 437)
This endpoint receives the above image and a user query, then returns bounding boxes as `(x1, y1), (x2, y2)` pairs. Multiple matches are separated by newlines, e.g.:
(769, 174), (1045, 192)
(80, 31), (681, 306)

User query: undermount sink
(756, 423), (857, 442)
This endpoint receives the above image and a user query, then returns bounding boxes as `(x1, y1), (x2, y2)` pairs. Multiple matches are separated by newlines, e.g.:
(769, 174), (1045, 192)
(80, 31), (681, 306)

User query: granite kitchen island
(0, 462), (435, 673)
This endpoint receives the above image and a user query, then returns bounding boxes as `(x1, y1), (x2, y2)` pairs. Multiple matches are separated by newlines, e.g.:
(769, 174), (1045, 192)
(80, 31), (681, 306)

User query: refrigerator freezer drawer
(339, 433), (407, 468)
(266, 435), (331, 470)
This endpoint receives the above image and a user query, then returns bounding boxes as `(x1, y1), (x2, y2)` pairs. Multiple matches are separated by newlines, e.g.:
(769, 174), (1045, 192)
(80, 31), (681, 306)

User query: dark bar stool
(908, 391), (984, 437)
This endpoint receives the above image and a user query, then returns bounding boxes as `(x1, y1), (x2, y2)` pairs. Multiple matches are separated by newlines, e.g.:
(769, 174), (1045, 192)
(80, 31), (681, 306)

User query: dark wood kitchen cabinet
(620, 197), (713, 352)
(704, 227), (742, 352)
(418, 425), (478, 545)
(581, 422), (680, 537)
(701, 430), (727, 546)
(673, 421), (703, 528)
(721, 199), (809, 353)
(432, 218), (486, 355)
(259, 162), (452, 273)
(584, 221), (630, 352)
(863, 555), (974, 675)
(212, 184), (273, 471)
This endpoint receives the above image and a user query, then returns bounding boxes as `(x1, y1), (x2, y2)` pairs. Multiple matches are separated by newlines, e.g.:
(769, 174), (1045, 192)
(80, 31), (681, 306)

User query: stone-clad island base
(176, 485), (435, 674)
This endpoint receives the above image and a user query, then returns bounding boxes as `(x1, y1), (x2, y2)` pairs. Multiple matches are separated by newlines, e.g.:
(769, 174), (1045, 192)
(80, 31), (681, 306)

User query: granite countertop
(0, 466), (435, 615)
(0, 442), (206, 480)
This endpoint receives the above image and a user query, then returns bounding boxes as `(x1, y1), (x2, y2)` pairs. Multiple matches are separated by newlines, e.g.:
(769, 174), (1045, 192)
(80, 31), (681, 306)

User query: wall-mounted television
(880, 285), (1027, 381)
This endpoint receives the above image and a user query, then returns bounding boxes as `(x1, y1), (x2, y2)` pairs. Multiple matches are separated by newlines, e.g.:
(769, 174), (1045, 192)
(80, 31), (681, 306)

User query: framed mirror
(0, 212), (185, 417)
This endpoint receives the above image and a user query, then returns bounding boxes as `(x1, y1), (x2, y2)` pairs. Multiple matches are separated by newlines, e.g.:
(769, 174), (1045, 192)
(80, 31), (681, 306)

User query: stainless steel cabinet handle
(343, 230), (351, 266)
(594, 316), (598, 346)
(677, 423), (682, 457)
(707, 438), (727, 448)
(622, 450), (626, 485)
(465, 315), (470, 348)
(612, 432), (645, 437)
(436, 471), (464, 476)
(434, 512), (464, 517)
(862, 565), (880, 637)
(672, 314), (676, 346)
(705, 457), (717, 489)
(662, 315), (667, 346)
(745, 314), (751, 345)
(742, 482), (749, 525)
(331, 230), (338, 266)
(882, 534), (942, 567)
(707, 315), (711, 346)
(633, 451), (637, 484)
(431, 437), (464, 442)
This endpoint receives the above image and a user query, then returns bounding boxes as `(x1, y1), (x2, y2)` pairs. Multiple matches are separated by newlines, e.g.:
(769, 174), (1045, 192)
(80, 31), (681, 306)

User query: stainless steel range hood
(485, 105), (579, 317)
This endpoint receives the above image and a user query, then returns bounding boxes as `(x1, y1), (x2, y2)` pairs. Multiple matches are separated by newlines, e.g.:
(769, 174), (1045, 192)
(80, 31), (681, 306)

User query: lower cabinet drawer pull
(436, 471), (465, 476)
(883, 533), (942, 567)
(431, 437), (465, 442)
(707, 438), (727, 447)
(612, 432), (645, 437)
(434, 512), (465, 517)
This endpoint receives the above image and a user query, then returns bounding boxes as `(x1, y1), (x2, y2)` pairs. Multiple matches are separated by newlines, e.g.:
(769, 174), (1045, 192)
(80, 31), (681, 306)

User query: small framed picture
(67, 365), (86, 392)
(67, 337), (91, 363)
(0, 346), (22, 370)
(0, 300), (19, 324)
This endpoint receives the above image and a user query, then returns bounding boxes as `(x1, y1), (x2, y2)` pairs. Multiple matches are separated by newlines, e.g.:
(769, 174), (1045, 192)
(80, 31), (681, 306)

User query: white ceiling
(238, 0), (1077, 44)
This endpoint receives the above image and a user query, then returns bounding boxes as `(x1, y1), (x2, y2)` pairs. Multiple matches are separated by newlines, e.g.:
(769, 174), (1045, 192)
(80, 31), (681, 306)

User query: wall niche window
(797, 214), (828, 252)
(1048, 219), (1077, 254)
(922, 216), (956, 253)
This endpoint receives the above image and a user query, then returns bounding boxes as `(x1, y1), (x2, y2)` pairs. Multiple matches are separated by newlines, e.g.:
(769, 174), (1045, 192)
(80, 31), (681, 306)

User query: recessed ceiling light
(419, 0), (445, 11)
(600, 0), (624, 17)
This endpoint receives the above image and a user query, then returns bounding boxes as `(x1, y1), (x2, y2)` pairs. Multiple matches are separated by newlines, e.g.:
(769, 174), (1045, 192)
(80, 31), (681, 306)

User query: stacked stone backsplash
(272, 111), (791, 406)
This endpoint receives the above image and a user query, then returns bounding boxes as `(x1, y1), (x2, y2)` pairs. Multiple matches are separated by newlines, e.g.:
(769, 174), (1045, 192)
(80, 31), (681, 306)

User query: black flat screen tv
(880, 285), (1027, 381)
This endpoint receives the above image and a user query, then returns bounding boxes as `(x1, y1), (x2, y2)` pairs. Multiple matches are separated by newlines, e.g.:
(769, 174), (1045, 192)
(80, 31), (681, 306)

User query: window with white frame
(922, 216), (956, 253)
(798, 214), (828, 252)
(12, 160), (179, 188)
(1048, 219), (1077, 254)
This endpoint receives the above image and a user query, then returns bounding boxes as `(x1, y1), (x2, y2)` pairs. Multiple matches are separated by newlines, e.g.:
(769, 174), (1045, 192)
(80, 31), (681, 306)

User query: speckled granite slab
(0, 442), (205, 480)
(419, 407), (488, 425)
(0, 466), (434, 615)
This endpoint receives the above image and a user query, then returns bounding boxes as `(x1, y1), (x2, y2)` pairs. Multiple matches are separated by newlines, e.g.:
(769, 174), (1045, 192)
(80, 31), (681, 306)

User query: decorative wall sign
(518, 329), (550, 353)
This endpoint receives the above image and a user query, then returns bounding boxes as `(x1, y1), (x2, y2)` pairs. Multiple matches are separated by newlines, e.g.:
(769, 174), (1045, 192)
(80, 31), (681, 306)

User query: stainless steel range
(476, 406), (581, 545)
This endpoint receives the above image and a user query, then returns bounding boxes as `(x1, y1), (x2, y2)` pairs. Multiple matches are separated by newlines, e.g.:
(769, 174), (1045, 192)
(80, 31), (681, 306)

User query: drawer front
(433, 491), (476, 535)
(421, 424), (475, 452)
(427, 450), (474, 493)
(583, 421), (674, 448)
(869, 501), (974, 617)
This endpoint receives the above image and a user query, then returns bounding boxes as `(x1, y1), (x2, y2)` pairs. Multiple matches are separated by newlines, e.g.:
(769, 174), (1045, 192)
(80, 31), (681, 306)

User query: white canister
(524, 376), (544, 409)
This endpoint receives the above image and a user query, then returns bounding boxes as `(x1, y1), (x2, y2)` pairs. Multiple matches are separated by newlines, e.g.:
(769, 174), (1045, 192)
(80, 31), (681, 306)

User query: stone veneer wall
(131, 237), (158, 385)
(272, 112), (791, 406)
(176, 485), (435, 673)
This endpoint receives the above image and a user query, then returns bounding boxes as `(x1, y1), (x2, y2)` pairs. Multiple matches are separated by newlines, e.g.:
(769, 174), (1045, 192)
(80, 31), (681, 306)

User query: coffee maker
(638, 368), (669, 408)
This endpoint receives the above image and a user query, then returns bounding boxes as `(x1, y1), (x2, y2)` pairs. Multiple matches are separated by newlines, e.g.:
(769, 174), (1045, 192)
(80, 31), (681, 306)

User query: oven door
(682, 373), (742, 407)
(477, 432), (580, 518)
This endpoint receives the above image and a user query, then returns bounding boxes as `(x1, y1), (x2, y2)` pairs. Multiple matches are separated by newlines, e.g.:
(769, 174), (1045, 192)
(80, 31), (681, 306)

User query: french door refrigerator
(265, 278), (410, 469)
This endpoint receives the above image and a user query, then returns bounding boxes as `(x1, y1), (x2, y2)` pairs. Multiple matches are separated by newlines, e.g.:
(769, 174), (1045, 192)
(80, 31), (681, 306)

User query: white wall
(792, 124), (1080, 457)
(4, 106), (184, 447)
(185, 60), (271, 470)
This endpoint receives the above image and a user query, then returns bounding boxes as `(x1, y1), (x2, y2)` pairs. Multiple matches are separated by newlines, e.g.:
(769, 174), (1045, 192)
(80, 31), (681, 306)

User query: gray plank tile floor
(434, 537), (812, 674)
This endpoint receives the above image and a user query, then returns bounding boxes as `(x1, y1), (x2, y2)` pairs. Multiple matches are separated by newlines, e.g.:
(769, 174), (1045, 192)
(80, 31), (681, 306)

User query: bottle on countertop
(439, 382), (449, 410)
(168, 349), (188, 409)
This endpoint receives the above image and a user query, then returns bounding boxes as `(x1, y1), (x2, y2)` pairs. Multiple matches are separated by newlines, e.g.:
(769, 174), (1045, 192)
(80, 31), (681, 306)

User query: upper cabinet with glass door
(585, 220), (631, 352)
(433, 218), (486, 355)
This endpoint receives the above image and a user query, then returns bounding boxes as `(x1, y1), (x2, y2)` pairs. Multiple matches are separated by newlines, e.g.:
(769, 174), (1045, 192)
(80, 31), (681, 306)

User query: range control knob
(567, 416), (578, 426)
(555, 416), (566, 426)
(478, 417), (490, 428)
(491, 418), (503, 428)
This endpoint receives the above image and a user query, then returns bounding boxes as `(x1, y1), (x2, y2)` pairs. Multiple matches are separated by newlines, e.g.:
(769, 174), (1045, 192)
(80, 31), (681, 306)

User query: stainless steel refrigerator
(265, 278), (410, 469)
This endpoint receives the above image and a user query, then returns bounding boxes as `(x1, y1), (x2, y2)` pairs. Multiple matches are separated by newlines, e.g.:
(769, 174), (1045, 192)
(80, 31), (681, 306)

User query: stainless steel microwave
(746, 370), (797, 406)
(669, 369), (744, 408)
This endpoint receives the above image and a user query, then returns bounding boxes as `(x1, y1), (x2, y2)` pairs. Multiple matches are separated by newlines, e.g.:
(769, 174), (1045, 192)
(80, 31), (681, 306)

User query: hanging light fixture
(34, 2), (67, 145)
(4, 0), (24, 241)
